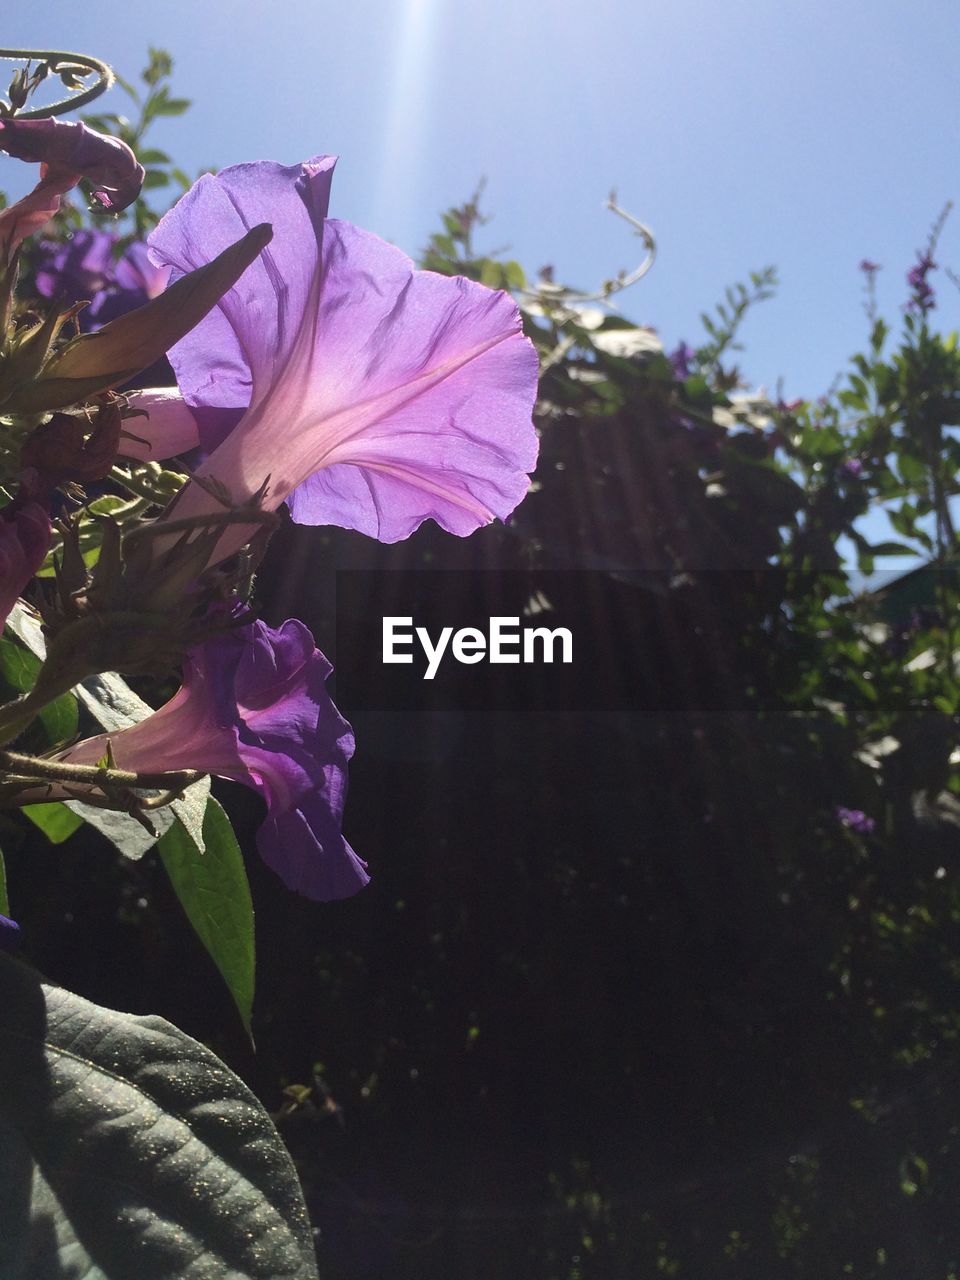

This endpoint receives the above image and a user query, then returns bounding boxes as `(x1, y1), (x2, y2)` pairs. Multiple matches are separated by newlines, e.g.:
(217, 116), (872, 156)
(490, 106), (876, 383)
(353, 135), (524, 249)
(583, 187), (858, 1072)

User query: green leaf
(504, 260), (527, 290)
(157, 800), (255, 1036)
(0, 638), (78, 746)
(0, 636), (39, 694)
(136, 148), (170, 165)
(142, 169), (171, 189)
(0, 954), (318, 1278)
(897, 452), (927, 486)
(153, 95), (191, 117)
(21, 803), (83, 845)
(479, 258), (503, 289)
(868, 541), (915, 557)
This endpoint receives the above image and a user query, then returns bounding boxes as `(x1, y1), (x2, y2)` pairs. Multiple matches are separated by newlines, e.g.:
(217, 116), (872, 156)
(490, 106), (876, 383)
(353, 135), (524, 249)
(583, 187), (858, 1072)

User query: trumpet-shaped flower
(146, 156), (539, 556)
(58, 617), (366, 901)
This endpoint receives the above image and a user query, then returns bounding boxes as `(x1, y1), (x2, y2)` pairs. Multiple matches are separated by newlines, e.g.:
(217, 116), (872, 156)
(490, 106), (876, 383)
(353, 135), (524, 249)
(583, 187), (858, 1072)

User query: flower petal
(0, 503), (51, 629)
(0, 170), (76, 264)
(118, 389), (202, 461)
(258, 793), (368, 901)
(148, 157), (335, 409)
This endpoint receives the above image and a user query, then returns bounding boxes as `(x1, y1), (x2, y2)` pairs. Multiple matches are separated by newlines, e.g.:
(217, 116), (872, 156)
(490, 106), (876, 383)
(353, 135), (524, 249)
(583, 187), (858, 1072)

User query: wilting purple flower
(858, 259), (881, 274)
(0, 914), (21, 954)
(58, 617), (367, 901)
(145, 156), (539, 560)
(0, 118), (144, 213)
(0, 502), (51, 630)
(836, 806), (875, 835)
(669, 342), (696, 380)
(33, 229), (169, 331)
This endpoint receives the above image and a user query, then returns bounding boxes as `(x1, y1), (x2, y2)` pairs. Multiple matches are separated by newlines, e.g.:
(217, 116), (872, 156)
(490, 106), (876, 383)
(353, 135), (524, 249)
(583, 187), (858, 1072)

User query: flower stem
(0, 49), (114, 119)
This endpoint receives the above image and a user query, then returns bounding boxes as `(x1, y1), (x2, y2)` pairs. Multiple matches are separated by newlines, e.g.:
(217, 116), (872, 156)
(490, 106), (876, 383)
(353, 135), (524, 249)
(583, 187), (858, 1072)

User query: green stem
(0, 749), (202, 791)
(0, 49), (113, 118)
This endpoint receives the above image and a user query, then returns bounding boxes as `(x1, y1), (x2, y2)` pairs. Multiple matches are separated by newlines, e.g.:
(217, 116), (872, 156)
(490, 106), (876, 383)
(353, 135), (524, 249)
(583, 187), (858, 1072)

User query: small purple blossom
(33, 229), (168, 331)
(58, 617), (366, 901)
(842, 457), (863, 478)
(906, 252), (937, 314)
(858, 259), (881, 274)
(836, 806), (876, 835)
(669, 342), (696, 380)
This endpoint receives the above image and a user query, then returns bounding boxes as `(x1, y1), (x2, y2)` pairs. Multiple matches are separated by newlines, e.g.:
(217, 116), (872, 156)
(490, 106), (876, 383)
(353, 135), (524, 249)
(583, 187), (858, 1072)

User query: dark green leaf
(0, 639), (78, 746)
(21, 803), (83, 845)
(0, 955), (318, 1278)
(868, 541), (915, 557)
(156, 799), (255, 1036)
(898, 452), (928, 485)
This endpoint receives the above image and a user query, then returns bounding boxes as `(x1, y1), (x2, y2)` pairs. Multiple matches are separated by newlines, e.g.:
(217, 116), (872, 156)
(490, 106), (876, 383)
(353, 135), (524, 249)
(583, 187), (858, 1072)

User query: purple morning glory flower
(58, 618), (367, 901)
(0, 502), (51, 630)
(836, 806), (875, 835)
(33, 230), (169, 331)
(0, 914), (21, 953)
(144, 156), (539, 560)
(0, 118), (144, 213)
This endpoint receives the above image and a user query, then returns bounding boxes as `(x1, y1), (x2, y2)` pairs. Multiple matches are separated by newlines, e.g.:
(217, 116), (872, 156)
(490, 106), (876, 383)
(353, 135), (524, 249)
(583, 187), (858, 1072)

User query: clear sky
(3, 0), (958, 401)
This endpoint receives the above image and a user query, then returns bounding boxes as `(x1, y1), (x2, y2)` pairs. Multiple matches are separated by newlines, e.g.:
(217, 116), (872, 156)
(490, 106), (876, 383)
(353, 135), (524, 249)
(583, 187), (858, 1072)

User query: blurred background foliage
(5, 50), (960, 1279)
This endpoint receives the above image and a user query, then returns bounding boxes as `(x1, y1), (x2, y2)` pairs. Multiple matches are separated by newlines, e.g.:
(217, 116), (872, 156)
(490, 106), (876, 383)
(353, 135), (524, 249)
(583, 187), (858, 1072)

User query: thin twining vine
(0, 48), (114, 119)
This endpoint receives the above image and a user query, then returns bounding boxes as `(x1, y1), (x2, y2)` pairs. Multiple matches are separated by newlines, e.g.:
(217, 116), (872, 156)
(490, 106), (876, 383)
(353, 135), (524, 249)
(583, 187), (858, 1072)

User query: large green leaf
(157, 800), (255, 1037)
(0, 955), (318, 1279)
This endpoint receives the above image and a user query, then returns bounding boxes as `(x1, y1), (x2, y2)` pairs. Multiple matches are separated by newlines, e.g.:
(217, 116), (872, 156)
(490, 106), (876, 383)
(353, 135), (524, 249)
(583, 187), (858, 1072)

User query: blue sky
(3, 0), (958, 401)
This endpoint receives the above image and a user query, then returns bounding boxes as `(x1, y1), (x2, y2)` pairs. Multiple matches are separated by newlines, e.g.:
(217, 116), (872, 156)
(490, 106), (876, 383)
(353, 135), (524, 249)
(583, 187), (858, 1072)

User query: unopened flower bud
(0, 118), (144, 213)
